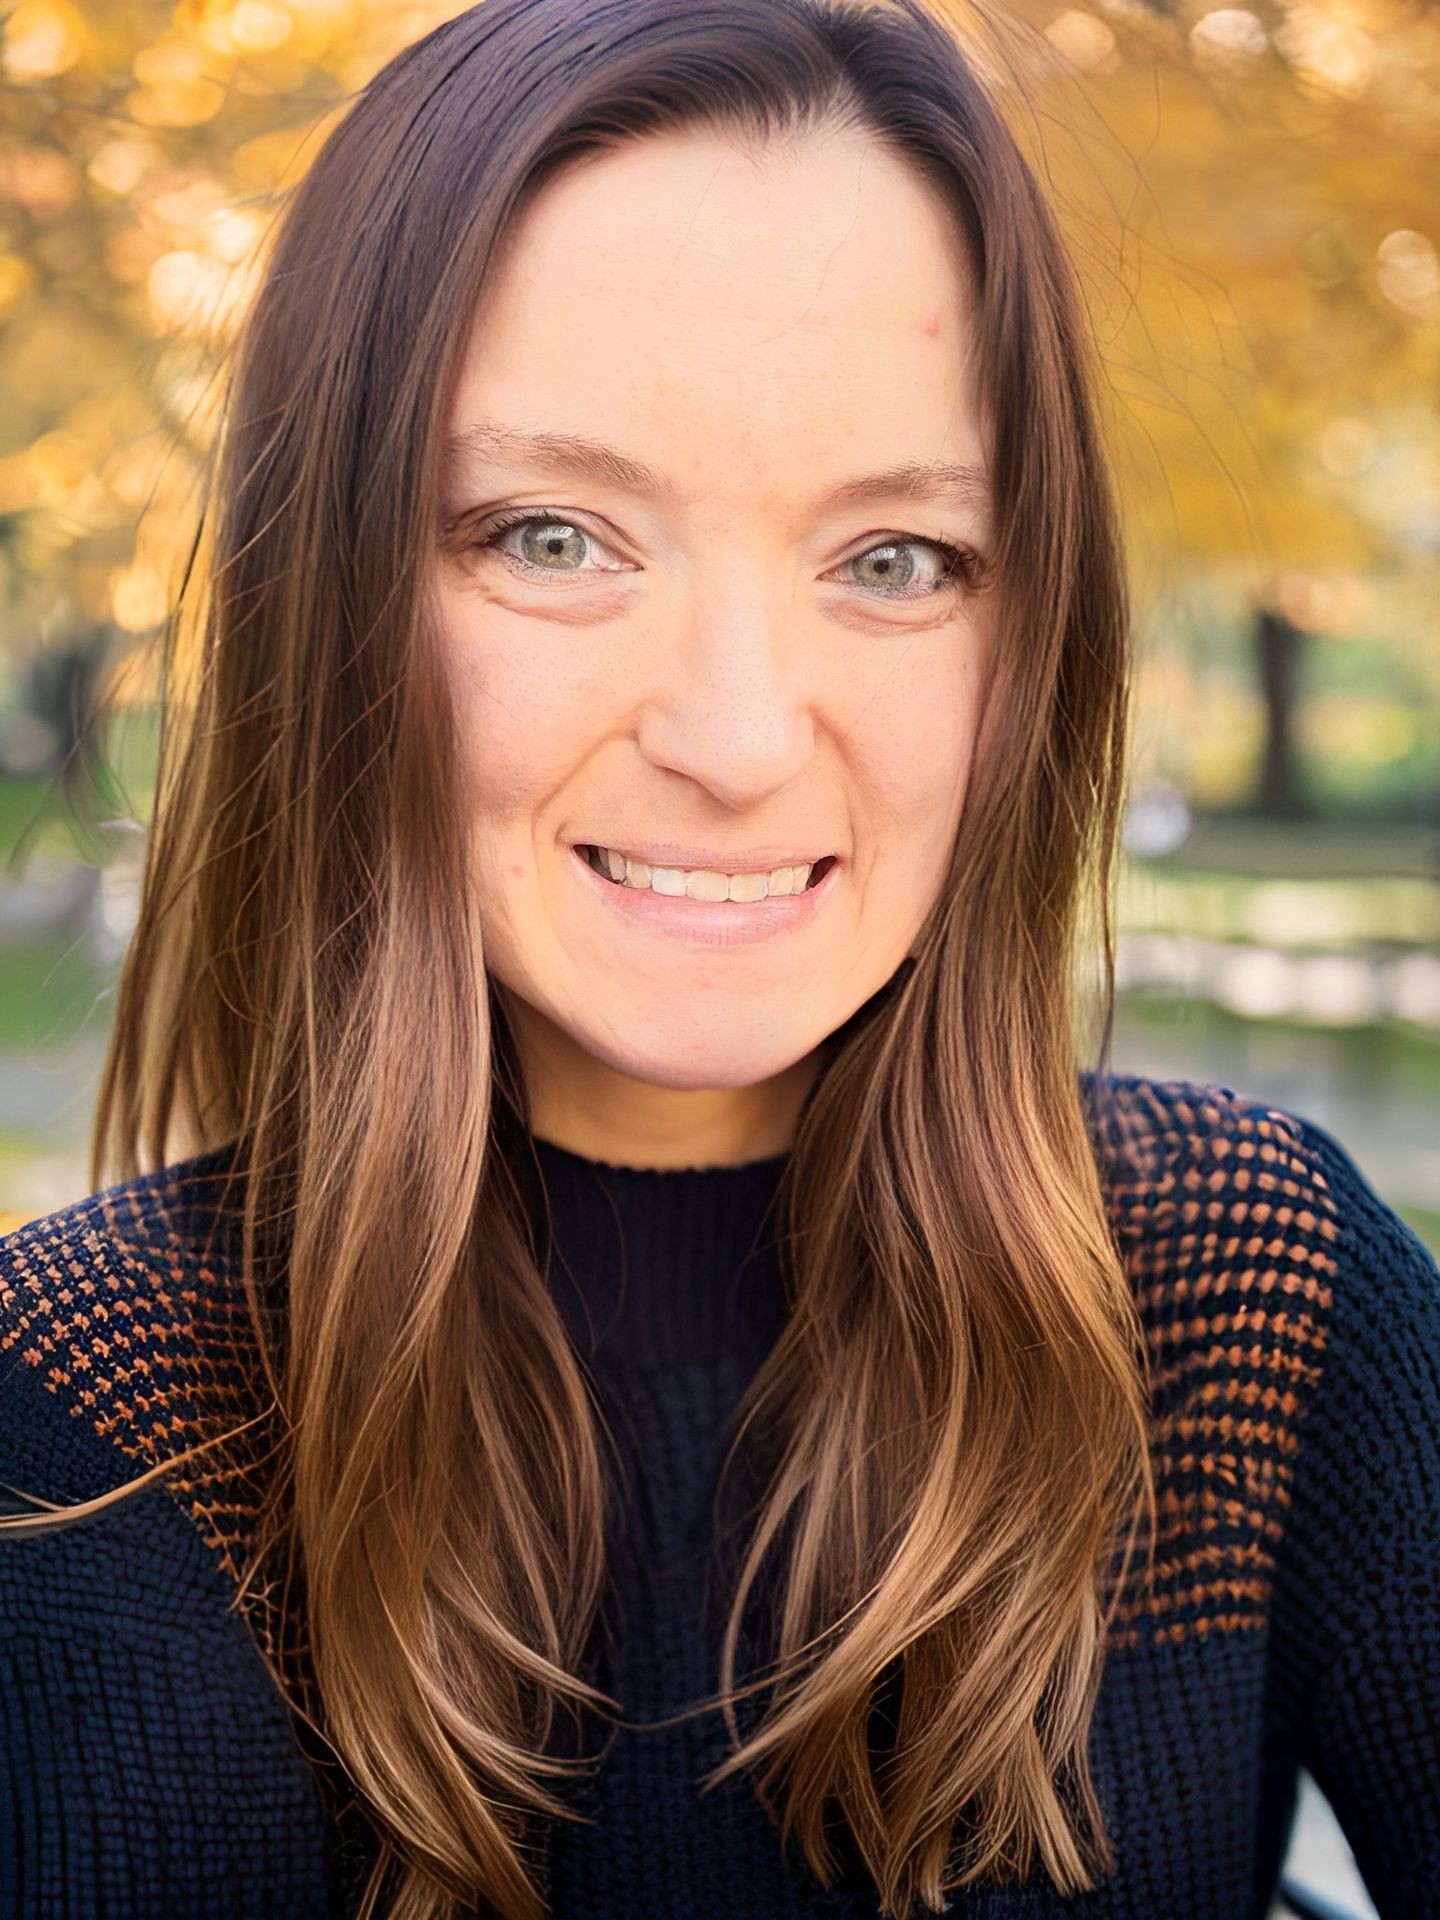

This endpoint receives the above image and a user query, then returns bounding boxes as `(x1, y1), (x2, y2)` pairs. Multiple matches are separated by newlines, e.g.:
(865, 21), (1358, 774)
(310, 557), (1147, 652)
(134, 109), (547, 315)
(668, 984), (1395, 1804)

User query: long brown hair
(5, 1), (1156, 1914)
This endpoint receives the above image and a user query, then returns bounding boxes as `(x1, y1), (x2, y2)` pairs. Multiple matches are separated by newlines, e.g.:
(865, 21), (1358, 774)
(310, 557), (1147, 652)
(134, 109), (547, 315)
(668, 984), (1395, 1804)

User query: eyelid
(837, 527), (974, 566)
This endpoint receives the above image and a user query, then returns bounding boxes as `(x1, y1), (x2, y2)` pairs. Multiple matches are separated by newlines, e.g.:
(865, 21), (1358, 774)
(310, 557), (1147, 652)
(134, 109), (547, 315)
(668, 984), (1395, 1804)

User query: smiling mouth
(578, 846), (838, 892)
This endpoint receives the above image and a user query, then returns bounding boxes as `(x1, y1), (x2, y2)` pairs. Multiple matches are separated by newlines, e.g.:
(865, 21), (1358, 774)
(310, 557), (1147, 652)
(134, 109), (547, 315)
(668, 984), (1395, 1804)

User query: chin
(574, 1021), (819, 1093)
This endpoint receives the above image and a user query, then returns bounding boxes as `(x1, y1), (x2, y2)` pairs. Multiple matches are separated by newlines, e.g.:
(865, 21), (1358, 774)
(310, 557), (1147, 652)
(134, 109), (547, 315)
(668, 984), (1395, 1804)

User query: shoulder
(0, 1158), (336, 1918)
(1080, 1071), (1439, 1647)
(0, 1142), (260, 1515)
(1082, 1069), (1343, 1249)
(1082, 1070), (1350, 1331)
(1081, 1067), (1435, 1348)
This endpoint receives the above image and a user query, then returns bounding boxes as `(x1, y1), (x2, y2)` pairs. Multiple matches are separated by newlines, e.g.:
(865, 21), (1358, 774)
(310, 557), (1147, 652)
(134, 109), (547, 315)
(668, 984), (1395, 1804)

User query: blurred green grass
(0, 935), (111, 1050)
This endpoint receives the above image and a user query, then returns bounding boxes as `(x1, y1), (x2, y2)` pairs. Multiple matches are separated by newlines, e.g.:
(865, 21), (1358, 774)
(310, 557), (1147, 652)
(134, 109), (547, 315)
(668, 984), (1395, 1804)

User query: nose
(633, 586), (815, 809)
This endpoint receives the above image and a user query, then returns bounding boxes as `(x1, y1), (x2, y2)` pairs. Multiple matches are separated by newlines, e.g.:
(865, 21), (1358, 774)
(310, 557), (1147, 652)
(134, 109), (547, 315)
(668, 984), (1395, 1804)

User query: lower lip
(568, 845), (841, 947)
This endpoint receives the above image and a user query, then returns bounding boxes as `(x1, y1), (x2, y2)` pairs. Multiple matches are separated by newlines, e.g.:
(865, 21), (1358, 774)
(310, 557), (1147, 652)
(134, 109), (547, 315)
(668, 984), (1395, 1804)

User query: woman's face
(433, 125), (995, 1161)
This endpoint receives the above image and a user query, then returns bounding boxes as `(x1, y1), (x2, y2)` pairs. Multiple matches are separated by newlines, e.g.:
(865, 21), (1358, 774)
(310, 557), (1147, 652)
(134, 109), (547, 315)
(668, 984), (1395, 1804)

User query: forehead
(446, 126), (989, 513)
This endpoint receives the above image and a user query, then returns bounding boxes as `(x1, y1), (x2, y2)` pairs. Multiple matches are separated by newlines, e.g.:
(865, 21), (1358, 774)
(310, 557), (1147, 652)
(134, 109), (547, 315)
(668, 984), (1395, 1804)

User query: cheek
(443, 622), (598, 817)
(915, 670), (982, 812)
(832, 637), (984, 839)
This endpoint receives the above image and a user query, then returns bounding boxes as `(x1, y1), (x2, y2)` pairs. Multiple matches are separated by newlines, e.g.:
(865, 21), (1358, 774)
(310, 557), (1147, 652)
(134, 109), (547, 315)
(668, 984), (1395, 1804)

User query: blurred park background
(0, 0), (1434, 1912)
(11, 0), (1438, 1237)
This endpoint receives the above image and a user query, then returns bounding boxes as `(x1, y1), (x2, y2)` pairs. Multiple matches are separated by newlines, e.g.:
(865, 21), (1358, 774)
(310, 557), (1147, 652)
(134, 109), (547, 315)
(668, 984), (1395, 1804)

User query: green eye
(509, 519), (589, 569)
(845, 537), (976, 597)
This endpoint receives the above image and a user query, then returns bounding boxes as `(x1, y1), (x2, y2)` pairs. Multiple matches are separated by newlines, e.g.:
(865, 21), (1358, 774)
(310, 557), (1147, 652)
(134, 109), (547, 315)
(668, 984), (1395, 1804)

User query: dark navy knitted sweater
(2, 1073), (1438, 1918)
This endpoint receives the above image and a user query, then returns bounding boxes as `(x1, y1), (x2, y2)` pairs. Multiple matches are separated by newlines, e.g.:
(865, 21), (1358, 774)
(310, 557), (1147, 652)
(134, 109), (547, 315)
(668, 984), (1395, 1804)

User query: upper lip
(575, 840), (836, 874)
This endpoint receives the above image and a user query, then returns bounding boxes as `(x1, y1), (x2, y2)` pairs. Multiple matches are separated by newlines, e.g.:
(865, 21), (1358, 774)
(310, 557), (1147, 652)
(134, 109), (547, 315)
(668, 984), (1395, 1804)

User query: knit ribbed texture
(2, 1073), (1437, 1919)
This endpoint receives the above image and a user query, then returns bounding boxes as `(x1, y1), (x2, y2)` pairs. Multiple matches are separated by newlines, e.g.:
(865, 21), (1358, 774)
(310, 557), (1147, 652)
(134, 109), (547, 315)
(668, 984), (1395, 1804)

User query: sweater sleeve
(1271, 1113), (1440, 1919)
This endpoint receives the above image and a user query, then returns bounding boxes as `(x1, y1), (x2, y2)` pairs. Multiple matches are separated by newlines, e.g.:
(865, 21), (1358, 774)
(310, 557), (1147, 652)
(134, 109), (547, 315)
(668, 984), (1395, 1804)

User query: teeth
(588, 845), (818, 900)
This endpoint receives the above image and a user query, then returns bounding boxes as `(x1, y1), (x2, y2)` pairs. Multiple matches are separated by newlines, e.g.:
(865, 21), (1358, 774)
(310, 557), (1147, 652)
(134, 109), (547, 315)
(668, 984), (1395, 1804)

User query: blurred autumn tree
(0, 0), (1436, 824)
(1010, 0), (1440, 822)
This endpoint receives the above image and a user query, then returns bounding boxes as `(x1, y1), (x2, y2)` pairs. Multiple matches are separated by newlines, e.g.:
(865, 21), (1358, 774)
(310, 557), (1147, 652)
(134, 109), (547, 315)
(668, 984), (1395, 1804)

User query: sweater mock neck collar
(525, 1132), (793, 1371)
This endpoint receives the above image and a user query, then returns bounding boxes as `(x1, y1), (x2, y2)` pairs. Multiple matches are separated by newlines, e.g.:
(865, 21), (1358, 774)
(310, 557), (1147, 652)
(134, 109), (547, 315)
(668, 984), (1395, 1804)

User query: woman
(2, 0), (1436, 1915)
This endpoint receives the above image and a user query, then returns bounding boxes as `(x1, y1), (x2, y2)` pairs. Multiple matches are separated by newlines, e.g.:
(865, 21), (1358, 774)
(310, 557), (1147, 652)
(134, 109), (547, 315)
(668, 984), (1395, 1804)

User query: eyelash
(470, 507), (980, 600)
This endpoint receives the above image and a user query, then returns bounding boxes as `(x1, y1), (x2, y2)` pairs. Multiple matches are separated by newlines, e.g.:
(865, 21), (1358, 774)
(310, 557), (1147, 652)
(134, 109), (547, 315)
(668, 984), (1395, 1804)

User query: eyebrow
(443, 420), (991, 515)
